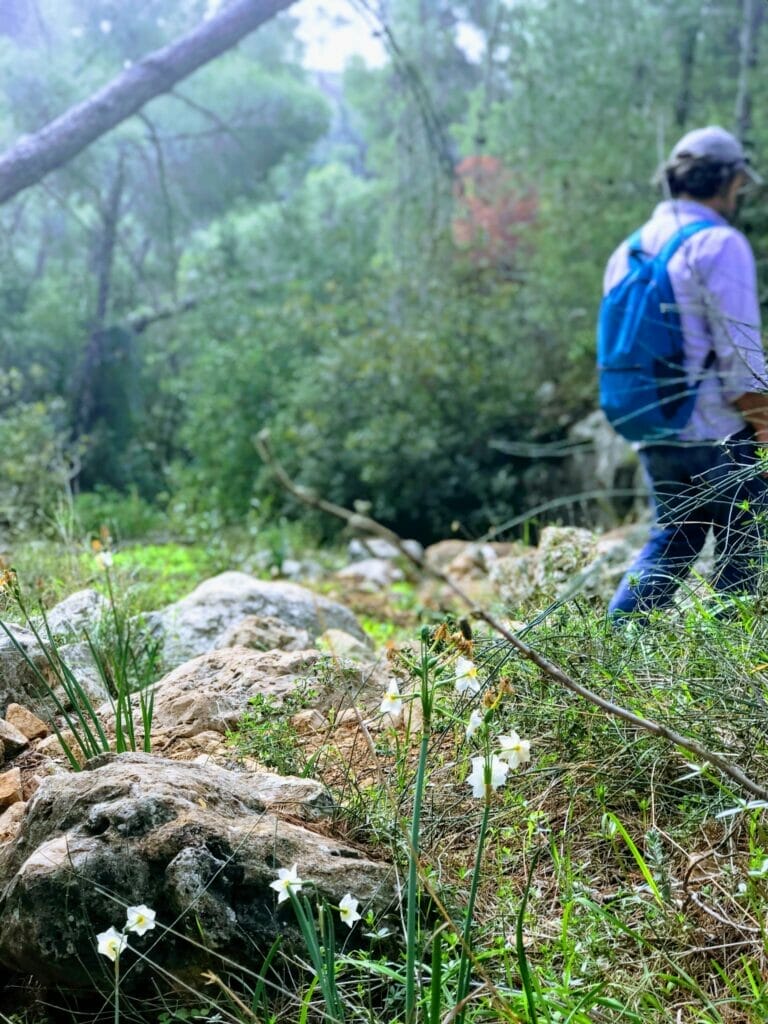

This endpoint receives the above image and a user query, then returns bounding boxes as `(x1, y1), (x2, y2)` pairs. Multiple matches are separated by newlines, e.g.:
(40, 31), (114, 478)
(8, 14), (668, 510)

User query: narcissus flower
(97, 926), (128, 961)
(466, 754), (509, 799)
(338, 893), (361, 928)
(380, 680), (403, 716)
(125, 905), (156, 936)
(465, 708), (484, 740)
(270, 864), (304, 904)
(95, 551), (114, 570)
(455, 656), (480, 695)
(497, 732), (531, 769)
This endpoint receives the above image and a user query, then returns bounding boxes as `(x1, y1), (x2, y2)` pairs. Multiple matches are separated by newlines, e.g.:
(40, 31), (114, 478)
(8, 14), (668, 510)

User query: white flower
(465, 708), (484, 740)
(97, 926), (128, 961)
(455, 656), (480, 695)
(466, 754), (509, 799)
(338, 893), (361, 929)
(125, 905), (156, 936)
(270, 864), (304, 904)
(95, 551), (113, 570)
(497, 732), (531, 769)
(379, 680), (403, 717)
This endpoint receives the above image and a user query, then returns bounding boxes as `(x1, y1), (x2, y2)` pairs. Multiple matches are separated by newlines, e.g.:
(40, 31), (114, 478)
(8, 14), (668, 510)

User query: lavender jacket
(603, 199), (766, 442)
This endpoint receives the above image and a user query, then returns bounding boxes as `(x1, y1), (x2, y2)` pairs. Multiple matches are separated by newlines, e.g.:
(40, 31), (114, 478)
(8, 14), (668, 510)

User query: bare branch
(255, 430), (768, 802)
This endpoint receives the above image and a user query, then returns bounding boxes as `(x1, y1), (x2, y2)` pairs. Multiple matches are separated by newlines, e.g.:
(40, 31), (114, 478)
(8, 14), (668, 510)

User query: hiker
(599, 125), (768, 618)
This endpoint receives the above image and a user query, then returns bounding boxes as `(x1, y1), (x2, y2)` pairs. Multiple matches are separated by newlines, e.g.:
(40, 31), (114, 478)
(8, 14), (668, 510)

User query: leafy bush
(0, 398), (74, 535)
(271, 268), (558, 539)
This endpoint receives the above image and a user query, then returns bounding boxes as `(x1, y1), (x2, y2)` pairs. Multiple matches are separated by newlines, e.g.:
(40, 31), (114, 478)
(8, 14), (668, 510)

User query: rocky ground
(0, 524), (648, 1002)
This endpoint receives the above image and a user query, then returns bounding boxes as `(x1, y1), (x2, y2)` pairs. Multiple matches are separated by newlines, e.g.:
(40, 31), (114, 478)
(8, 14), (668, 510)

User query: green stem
(114, 954), (120, 1024)
(405, 731), (431, 1024)
(455, 789), (492, 1024)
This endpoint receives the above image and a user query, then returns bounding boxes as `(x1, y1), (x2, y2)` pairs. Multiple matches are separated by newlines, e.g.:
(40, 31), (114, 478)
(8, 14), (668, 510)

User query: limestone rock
(291, 709), (328, 734)
(0, 624), (54, 717)
(348, 537), (424, 562)
(488, 549), (539, 608)
(0, 767), (22, 809)
(0, 753), (393, 989)
(5, 703), (48, 741)
(37, 730), (86, 767)
(57, 642), (110, 705)
(567, 410), (644, 526)
(336, 558), (404, 590)
(535, 526), (597, 591)
(424, 540), (518, 577)
(147, 571), (365, 669)
(0, 719), (29, 757)
(44, 589), (108, 641)
(218, 614), (312, 652)
(0, 801), (24, 846)
(149, 646), (324, 739)
(318, 628), (374, 662)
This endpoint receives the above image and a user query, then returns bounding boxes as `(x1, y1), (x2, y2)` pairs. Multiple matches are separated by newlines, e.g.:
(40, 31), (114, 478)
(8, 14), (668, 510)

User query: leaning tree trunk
(0, 0), (296, 205)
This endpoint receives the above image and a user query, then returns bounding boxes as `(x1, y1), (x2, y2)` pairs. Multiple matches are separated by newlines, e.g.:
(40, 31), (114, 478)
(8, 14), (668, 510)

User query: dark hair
(663, 155), (739, 199)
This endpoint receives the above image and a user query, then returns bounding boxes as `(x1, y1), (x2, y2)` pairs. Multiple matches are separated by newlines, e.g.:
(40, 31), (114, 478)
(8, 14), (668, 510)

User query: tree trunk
(674, 20), (699, 129)
(0, 0), (297, 205)
(734, 0), (765, 141)
(76, 159), (125, 441)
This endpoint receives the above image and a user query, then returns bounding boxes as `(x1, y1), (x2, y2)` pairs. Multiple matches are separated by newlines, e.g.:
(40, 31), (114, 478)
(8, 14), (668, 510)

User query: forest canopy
(0, 0), (765, 542)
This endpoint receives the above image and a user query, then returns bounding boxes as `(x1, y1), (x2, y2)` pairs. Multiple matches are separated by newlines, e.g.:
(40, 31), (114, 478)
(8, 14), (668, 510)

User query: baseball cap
(669, 125), (763, 185)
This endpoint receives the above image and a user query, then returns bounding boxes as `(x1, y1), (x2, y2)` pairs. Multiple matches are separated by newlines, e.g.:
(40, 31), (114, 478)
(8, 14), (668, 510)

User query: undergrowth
(3, 554), (768, 1022)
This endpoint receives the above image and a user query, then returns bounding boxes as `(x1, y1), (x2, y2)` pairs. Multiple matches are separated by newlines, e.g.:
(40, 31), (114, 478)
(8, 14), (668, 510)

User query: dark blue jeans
(609, 429), (768, 617)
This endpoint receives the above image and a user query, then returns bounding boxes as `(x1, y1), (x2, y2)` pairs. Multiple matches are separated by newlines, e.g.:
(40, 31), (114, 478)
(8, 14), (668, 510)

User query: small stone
(37, 730), (86, 766)
(0, 767), (23, 809)
(291, 709), (327, 734)
(333, 708), (363, 728)
(0, 800), (25, 845)
(0, 719), (29, 757)
(317, 629), (373, 662)
(6, 703), (49, 741)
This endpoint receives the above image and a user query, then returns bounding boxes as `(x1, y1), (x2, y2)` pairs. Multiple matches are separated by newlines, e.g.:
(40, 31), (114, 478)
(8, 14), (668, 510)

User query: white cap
(670, 125), (762, 185)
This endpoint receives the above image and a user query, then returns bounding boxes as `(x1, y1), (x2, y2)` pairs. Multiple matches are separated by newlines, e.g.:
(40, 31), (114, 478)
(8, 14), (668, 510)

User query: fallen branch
(255, 430), (768, 801)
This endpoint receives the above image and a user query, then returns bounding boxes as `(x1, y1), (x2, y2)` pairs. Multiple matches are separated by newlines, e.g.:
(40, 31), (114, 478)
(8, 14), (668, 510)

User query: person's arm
(734, 392), (768, 446)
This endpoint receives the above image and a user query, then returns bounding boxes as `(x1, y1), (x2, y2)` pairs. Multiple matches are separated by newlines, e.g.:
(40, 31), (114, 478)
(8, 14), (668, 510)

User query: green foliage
(272, 268), (549, 538)
(0, 570), (157, 767)
(227, 685), (317, 775)
(0, 397), (74, 534)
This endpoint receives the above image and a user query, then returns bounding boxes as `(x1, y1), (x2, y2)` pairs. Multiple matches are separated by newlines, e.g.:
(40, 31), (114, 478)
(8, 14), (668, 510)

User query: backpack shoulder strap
(656, 219), (713, 267)
(626, 228), (646, 271)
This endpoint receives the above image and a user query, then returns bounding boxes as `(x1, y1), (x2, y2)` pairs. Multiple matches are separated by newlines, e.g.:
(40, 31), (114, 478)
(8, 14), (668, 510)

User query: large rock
(58, 642), (110, 706)
(149, 646), (325, 739)
(567, 410), (645, 526)
(0, 624), (109, 719)
(490, 526), (598, 609)
(0, 753), (393, 989)
(44, 589), (108, 641)
(0, 624), (54, 717)
(148, 572), (365, 668)
(218, 614), (312, 652)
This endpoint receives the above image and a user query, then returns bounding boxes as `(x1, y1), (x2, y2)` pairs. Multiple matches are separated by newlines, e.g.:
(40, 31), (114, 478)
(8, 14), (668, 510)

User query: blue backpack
(597, 220), (713, 442)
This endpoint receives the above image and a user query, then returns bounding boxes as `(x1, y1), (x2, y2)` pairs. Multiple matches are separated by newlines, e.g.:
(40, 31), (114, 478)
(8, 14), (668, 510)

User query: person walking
(603, 126), (767, 619)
